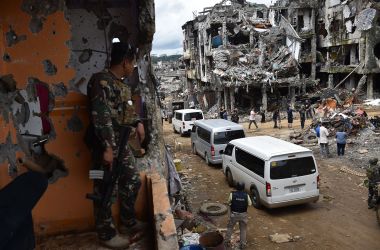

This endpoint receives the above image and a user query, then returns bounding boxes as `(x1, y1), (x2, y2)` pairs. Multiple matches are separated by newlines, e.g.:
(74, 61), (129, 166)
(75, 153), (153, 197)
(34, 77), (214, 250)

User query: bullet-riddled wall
(0, 0), (159, 236)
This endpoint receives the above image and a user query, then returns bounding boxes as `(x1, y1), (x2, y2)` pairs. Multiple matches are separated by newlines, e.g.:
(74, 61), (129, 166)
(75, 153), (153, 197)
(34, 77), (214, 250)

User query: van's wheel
(180, 128), (184, 137)
(251, 188), (262, 209)
(173, 125), (176, 133)
(192, 144), (197, 155)
(226, 170), (234, 187)
(205, 153), (210, 165)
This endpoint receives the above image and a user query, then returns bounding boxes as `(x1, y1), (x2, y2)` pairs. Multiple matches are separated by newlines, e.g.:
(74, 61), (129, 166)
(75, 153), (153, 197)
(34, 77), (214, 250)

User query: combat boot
(100, 234), (130, 249)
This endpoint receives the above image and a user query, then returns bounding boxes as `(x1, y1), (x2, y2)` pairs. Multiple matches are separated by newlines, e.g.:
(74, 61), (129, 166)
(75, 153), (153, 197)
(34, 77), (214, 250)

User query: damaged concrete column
(261, 85), (267, 112)
(350, 45), (358, 65)
(290, 87), (295, 106)
(229, 87), (235, 111)
(346, 75), (355, 90)
(367, 74), (374, 99)
(328, 74), (334, 88)
(222, 21), (227, 47)
(311, 9), (317, 80)
(258, 38), (265, 67)
(217, 89), (222, 110)
(224, 87), (229, 111)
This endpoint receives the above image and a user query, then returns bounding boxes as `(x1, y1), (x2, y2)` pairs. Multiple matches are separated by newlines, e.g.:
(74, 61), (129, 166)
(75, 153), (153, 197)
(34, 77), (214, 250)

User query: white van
(222, 136), (319, 208)
(172, 109), (204, 136)
(191, 119), (245, 165)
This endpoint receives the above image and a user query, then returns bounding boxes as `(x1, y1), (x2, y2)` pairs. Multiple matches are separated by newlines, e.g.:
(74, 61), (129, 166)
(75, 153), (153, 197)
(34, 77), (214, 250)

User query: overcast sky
(152, 0), (273, 55)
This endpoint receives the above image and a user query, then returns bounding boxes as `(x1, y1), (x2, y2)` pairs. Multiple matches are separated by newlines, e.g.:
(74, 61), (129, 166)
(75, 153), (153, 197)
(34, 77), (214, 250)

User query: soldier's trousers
(92, 144), (141, 241)
(225, 212), (248, 246)
(368, 184), (378, 206)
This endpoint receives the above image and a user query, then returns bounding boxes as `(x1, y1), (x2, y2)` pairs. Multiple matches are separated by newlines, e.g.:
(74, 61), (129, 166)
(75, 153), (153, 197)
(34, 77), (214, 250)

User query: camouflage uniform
(367, 158), (380, 208)
(87, 69), (141, 241)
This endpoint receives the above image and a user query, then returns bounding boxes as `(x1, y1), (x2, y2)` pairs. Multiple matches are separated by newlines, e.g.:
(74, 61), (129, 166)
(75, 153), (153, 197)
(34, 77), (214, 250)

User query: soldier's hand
(103, 147), (114, 166)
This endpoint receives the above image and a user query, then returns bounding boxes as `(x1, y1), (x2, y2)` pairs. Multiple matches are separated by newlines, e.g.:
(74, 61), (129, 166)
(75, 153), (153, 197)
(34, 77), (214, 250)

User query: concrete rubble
(180, 0), (380, 114)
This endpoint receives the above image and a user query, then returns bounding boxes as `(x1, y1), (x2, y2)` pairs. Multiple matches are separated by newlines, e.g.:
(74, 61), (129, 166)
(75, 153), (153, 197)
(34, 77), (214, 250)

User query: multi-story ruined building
(182, 0), (380, 113)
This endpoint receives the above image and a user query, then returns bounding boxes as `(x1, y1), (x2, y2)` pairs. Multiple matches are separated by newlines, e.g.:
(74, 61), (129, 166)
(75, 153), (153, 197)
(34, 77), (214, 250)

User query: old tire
(226, 170), (234, 187)
(200, 202), (228, 216)
(251, 188), (262, 209)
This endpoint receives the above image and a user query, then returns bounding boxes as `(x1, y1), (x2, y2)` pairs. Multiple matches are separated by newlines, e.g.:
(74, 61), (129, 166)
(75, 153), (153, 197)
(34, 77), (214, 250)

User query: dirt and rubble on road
(163, 114), (380, 249)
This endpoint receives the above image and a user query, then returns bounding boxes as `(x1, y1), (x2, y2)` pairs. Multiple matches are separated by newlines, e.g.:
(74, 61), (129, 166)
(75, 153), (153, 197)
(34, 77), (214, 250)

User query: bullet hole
(21, 0), (61, 34)
(52, 30), (56, 35)
(5, 27), (27, 47)
(29, 16), (44, 33)
(42, 60), (57, 76)
(52, 82), (68, 97)
(82, 37), (88, 44)
(3, 53), (11, 62)
(67, 114), (83, 132)
(79, 49), (93, 64)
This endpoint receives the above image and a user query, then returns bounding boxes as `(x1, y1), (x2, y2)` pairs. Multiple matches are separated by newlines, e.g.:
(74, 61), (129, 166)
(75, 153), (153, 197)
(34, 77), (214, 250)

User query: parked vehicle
(222, 136), (319, 209)
(191, 119), (245, 165)
(168, 101), (186, 124)
(172, 109), (204, 136)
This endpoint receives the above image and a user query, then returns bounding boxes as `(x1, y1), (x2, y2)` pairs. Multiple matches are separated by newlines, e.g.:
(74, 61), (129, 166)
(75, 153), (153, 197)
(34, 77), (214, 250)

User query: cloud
(153, 0), (273, 55)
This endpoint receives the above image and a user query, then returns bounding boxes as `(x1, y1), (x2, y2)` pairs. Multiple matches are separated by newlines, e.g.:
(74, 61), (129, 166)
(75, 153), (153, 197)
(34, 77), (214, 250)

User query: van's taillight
(182, 122), (185, 129)
(211, 145), (215, 158)
(317, 175), (320, 189)
(266, 182), (272, 197)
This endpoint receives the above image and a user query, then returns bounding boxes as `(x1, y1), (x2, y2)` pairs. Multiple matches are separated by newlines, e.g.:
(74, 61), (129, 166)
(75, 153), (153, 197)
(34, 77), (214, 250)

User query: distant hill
(152, 54), (182, 63)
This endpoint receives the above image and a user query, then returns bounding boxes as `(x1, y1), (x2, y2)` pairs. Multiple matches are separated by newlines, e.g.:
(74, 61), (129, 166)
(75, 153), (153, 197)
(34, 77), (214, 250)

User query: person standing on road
(223, 109), (228, 120)
(225, 182), (252, 249)
(299, 105), (306, 129)
(305, 100), (313, 119)
(335, 128), (347, 156)
(87, 42), (143, 249)
(287, 105), (294, 129)
(231, 108), (239, 123)
(366, 158), (380, 209)
(260, 105), (266, 123)
(220, 107), (225, 119)
(319, 122), (330, 158)
(248, 108), (258, 129)
(273, 109), (279, 128)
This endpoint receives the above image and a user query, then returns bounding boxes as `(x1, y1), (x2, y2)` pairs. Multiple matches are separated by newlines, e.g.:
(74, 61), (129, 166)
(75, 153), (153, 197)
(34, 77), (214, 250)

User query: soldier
(224, 182), (252, 249)
(87, 42), (142, 248)
(367, 158), (380, 209)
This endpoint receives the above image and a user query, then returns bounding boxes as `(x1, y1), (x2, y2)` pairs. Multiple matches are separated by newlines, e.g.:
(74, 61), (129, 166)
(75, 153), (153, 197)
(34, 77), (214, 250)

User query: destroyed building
(182, 0), (380, 113)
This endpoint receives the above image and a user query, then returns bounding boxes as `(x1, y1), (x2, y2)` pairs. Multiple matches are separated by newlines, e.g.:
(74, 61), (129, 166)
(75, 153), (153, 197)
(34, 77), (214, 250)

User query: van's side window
(224, 144), (234, 156)
(235, 147), (264, 177)
(175, 112), (182, 120)
(197, 127), (211, 143)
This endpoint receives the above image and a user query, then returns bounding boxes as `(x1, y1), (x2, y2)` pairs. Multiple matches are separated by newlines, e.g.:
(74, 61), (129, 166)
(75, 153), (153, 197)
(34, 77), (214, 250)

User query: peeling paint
(42, 60), (58, 76)
(52, 82), (68, 97)
(0, 133), (21, 174)
(21, 0), (62, 33)
(5, 26), (27, 47)
(67, 114), (83, 132)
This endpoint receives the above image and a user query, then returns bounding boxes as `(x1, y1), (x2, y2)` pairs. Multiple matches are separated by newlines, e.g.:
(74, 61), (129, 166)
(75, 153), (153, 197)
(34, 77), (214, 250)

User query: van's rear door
(268, 153), (319, 203)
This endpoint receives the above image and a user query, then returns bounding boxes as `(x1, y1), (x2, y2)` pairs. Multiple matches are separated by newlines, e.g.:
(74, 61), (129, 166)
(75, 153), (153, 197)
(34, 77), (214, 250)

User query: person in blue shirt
(336, 128), (347, 156)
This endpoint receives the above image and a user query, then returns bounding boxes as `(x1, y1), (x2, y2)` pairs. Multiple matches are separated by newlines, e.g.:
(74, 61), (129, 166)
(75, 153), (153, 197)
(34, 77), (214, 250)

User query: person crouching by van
(225, 182), (252, 249)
